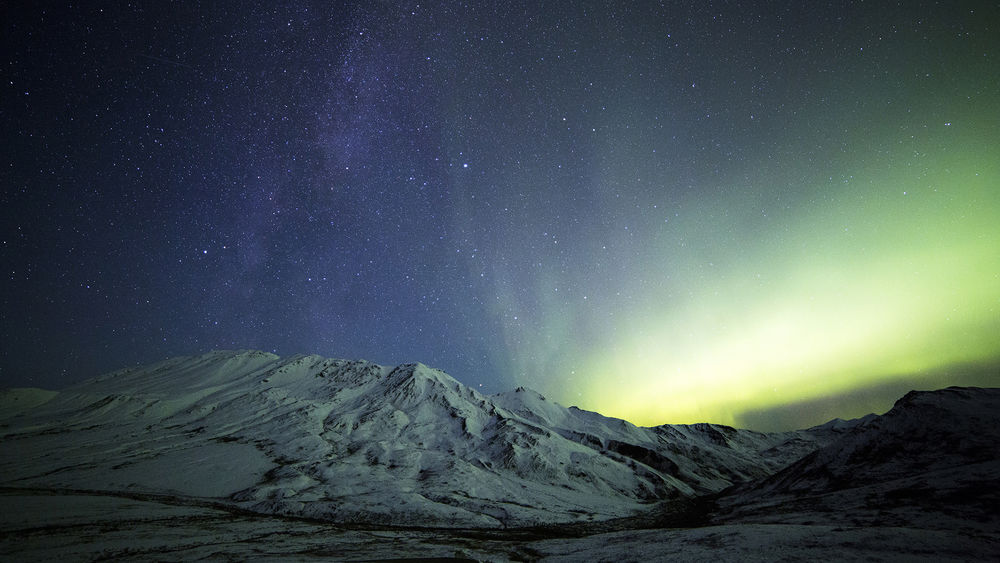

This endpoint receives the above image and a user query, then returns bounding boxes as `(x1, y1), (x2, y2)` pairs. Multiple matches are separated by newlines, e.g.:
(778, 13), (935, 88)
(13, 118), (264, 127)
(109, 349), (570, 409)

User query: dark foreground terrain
(2, 486), (996, 562)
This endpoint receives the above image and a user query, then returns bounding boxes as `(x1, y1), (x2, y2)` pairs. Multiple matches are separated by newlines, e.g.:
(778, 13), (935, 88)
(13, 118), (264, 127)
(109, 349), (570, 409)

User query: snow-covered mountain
(713, 386), (1000, 534)
(0, 350), (842, 528)
(2, 351), (998, 559)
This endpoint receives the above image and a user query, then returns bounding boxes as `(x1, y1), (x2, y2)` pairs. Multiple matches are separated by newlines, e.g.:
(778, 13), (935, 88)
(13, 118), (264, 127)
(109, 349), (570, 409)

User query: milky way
(4, 2), (998, 429)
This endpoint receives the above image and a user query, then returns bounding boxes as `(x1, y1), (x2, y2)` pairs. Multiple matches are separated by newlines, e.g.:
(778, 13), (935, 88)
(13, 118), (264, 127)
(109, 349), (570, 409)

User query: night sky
(4, 2), (999, 430)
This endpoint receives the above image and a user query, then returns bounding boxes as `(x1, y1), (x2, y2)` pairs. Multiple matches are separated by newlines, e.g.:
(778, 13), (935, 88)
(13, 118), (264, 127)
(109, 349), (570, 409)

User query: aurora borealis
(4, 2), (998, 430)
(571, 140), (1000, 428)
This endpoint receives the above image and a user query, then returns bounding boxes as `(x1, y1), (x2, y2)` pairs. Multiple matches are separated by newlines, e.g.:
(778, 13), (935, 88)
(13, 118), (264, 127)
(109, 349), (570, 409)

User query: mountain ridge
(710, 384), (1000, 537)
(2, 350), (994, 533)
(0, 350), (846, 527)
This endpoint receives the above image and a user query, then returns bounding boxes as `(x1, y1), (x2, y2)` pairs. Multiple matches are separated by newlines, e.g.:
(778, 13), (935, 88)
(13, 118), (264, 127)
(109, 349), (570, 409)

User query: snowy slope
(713, 386), (1000, 533)
(0, 387), (58, 418)
(0, 350), (839, 528)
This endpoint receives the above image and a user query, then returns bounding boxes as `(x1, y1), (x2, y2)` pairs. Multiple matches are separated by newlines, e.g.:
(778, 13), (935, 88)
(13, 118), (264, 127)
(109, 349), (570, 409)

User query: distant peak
(891, 386), (995, 411)
(204, 349), (280, 361)
(509, 385), (542, 396)
(386, 362), (461, 387)
(498, 386), (547, 402)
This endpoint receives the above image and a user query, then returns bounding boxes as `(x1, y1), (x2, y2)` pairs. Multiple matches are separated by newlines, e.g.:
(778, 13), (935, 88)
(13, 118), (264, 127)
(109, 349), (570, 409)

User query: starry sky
(4, 2), (999, 430)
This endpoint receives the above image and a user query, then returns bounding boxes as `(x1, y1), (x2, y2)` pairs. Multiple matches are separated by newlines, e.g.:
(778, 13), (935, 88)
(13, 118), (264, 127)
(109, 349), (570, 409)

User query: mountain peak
(892, 385), (992, 408)
(385, 362), (462, 389)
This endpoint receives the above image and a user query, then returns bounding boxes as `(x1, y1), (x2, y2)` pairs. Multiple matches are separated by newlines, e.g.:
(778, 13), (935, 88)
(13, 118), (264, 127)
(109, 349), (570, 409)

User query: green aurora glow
(478, 107), (999, 431)
(576, 139), (1000, 428)
(438, 4), (1000, 430)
